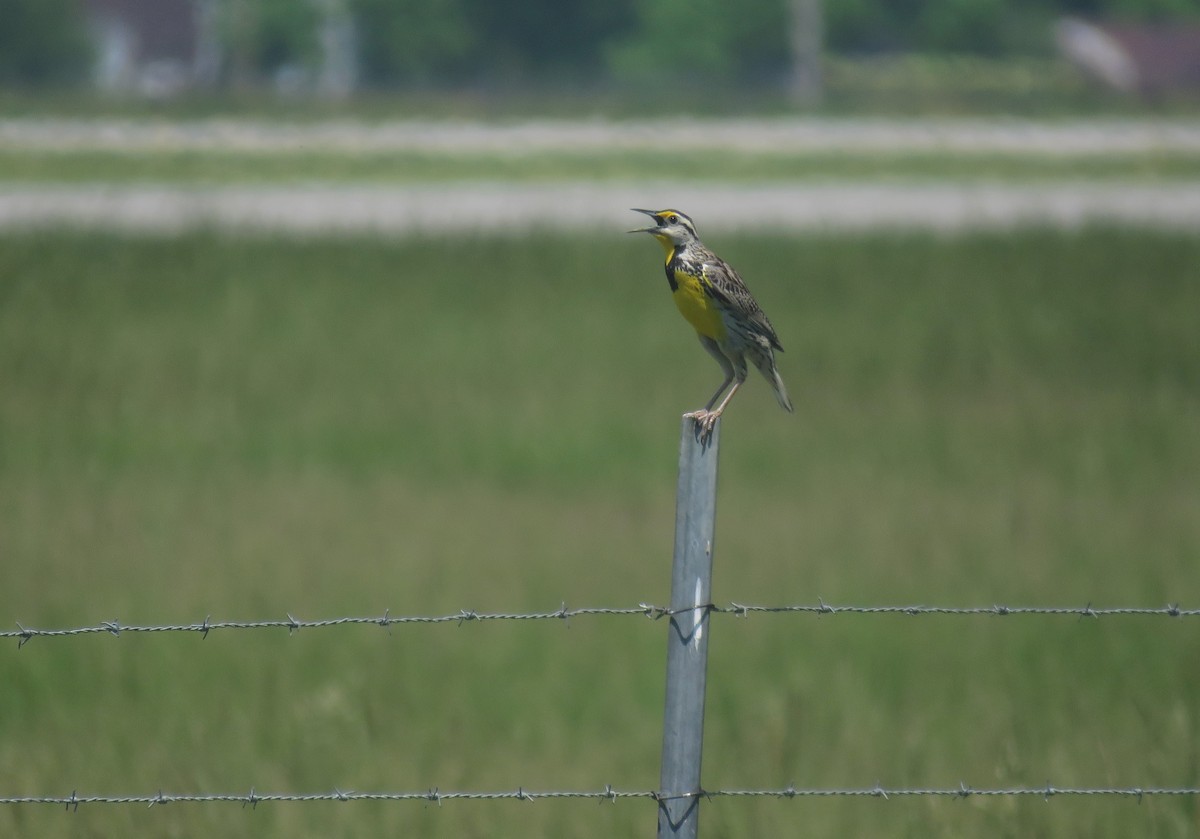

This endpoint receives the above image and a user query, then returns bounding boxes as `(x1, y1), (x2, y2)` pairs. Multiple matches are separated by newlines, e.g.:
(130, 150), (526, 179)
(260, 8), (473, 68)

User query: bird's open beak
(628, 208), (661, 234)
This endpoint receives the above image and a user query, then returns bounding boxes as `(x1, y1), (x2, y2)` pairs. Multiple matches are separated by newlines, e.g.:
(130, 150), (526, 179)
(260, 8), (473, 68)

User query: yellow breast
(672, 269), (726, 341)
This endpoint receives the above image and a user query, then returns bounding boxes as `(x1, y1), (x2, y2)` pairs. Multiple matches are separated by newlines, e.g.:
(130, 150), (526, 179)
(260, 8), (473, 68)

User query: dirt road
(3, 116), (1200, 155)
(3, 181), (1199, 234)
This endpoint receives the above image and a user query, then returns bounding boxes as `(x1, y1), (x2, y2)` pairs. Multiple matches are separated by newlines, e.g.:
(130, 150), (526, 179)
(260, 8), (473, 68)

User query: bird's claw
(684, 410), (719, 446)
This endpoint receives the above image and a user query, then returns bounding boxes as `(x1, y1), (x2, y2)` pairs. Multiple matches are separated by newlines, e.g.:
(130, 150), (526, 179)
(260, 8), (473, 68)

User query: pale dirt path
(3, 116), (1200, 155)
(2, 181), (1199, 234)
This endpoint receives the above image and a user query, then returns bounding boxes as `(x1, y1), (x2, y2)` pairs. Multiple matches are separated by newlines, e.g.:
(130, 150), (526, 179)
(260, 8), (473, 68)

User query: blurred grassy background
(3, 55), (1198, 120)
(4, 148), (1200, 184)
(1, 228), (1198, 837)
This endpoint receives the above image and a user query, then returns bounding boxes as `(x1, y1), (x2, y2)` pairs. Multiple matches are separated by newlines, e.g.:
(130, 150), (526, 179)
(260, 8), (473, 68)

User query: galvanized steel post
(657, 417), (720, 838)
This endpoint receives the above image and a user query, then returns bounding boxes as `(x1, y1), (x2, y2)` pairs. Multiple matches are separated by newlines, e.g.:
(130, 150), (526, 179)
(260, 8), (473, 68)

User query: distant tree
(220, 0), (319, 83)
(352, 0), (477, 83)
(605, 0), (788, 83)
(920, 0), (1019, 54)
(825, 0), (1057, 54)
(352, 0), (635, 85)
(0, 0), (91, 85)
(461, 0), (634, 79)
(255, 0), (320, 70)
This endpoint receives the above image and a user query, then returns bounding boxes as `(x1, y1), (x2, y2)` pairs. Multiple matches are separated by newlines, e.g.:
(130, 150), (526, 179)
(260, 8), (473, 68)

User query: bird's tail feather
(771, 369), (794, 413)
(754, 353), (794, 413)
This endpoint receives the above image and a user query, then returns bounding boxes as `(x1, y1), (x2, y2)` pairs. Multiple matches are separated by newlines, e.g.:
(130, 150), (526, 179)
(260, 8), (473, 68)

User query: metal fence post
(657, 416), (720, 838)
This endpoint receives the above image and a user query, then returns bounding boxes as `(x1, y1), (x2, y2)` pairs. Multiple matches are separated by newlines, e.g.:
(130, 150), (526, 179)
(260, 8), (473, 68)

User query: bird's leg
(685, 374), (733, 420)
(684, 382), (741, 445)
(687, 337), (733, 419)
(692, 381), (741, 442)
(688, 337), (738, 444)
(709, 377), (742, 418)
(691, 359), (749, 444)
(684, 374), (732, 445)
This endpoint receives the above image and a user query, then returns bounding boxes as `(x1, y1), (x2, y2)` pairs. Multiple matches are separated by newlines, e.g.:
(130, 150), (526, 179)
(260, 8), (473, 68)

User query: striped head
(629, 208), (700, 252)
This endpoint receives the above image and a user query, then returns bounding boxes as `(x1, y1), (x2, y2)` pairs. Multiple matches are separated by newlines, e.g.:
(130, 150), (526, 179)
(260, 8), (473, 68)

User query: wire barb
(640, 603), (670, 620)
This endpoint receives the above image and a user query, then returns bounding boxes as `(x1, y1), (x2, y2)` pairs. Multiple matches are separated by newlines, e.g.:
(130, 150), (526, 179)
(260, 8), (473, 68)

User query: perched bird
(630, 208), (792, 441)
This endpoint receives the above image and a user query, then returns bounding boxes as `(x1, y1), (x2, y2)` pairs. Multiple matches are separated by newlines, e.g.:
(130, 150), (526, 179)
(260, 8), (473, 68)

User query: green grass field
(3, 148), (1199, 184)
(1, 229), (1198, 837)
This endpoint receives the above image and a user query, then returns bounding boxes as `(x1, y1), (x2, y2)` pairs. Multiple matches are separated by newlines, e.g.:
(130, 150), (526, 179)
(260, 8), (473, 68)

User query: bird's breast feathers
(670, 264), (727, 341)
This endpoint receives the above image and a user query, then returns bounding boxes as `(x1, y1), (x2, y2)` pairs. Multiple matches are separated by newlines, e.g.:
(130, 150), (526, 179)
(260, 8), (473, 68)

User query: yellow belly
(672, 270), (726, 340)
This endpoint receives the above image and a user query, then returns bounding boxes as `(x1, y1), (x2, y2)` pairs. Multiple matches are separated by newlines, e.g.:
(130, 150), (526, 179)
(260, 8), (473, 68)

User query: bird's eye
(668, 214), (678, 224)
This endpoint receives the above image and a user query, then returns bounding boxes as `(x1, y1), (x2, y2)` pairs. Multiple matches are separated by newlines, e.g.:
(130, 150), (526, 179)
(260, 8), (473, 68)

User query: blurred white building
(86, 0), (219, 96)
(83, 0), (356, 98)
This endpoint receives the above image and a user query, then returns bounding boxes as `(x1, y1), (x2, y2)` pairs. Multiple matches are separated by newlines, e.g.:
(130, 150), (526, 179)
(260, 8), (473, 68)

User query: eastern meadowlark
(630, 208), (793, 441)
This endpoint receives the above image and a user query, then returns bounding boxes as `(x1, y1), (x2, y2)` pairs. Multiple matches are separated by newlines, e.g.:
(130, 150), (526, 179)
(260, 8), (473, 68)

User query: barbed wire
(3, 784), (1198, 811)
(4, 601), (1196, 647)
(724, 601), (1200, 618)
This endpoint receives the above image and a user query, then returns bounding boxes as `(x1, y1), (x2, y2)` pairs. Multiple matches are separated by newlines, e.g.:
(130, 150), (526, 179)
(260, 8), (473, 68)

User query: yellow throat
(652, 233), (726, 342)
